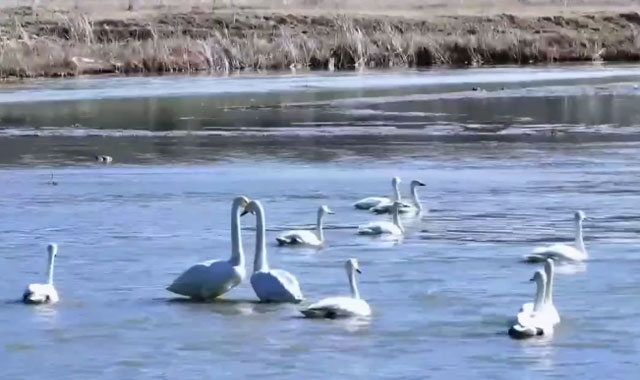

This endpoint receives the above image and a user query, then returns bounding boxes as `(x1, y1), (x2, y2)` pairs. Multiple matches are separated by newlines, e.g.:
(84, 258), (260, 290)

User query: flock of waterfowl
(22, 176), (588, 339)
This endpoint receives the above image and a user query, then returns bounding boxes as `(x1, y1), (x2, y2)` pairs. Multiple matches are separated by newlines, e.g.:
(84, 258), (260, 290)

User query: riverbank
(1, 6), (640, 78)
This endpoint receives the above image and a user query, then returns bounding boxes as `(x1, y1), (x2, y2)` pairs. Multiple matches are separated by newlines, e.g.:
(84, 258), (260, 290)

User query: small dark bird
(95, 155), (113, 163)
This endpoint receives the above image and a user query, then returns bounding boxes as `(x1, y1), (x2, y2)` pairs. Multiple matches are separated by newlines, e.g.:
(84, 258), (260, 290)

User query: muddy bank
(1, 6), (640, 78)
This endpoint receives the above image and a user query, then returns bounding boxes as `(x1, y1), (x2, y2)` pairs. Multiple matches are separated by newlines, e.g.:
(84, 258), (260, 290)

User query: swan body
(276, 205), (334, 247)
(167, 196), (250, 301)
(301, 258), (371, 318)
(358, 201), (404, 236)
(247, 200), (303, 303)
(525, 211), (588, 262)
(371, 180), (426, 214)
(23, 243), (59, 305)
(509, 269), (556, 339)
(354, 197), (392, 210)
(95, 155), (113, 163)
(353, 177), (401, 210)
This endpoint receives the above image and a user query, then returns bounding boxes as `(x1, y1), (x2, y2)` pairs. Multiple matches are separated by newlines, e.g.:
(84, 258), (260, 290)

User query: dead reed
(1, 10), (639, 78)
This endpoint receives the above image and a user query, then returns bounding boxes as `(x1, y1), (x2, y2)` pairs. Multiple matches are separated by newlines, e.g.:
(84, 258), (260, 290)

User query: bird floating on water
(23, 243), (59, 305)
(508, 268), (557, 339)
(245, 200), (304, 303)
(353, 176), (402, 210)
(276, 205), (334, 247)
(300, 258), (371, 319)
(95, 155), (113, 164)
(371, 180), (426, 215)
(167, 196), (251, 301)
(524, 211), (588, 262)
(47, 173), (58, 186)
(358, 201), (404, 236)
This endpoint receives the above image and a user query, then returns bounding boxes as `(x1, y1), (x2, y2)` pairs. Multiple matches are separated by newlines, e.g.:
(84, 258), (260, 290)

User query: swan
(245, 200), (303, 303)
(525, 211), (588, 262)
(357, 201), (404, 235)
(371, 180), (426, 214)
(95, 155), (113, 163)
(519, 259), (560, 325)
(276, 205), (334, 247)
(167, 196), (250, 301)
(300, 258), (371, 318)
(353, 176), (401, 210)
(509, 269), (555, 339)
(47, 173), (58, 186)
(23, 243), (59, 304)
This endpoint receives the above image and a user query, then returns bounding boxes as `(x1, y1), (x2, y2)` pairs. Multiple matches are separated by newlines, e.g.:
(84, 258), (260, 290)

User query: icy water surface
(2, 66), (640, 379)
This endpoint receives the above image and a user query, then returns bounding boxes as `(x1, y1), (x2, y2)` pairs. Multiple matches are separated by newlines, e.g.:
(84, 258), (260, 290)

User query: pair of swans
(276, 205), (334, 247)
(509, 259), (560, 339)
(300, 258), (371, 318)
(354, 176), (426, 215)
(358, 201), (404, 236)
(167, 196), (302, 303)
(23, 243), (59, 304)
(525, 211), (588, 262)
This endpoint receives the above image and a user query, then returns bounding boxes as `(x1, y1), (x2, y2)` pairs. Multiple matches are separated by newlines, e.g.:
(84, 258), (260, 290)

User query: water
(2, 66), (640, 379)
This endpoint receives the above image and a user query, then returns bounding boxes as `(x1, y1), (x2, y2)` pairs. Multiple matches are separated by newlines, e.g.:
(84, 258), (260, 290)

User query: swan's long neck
(392, 205), (404, 233)
(46, 252), (55, 285)
(392, 181), (401, 202)
(545, 265), (554, 306)
(533, 274), (546, 312)
(229, 199), (245, 267)
(410, 184), (422, 211)
(253, 202), (269, 272)
(575, 219), (585, 253)
(347, 267), (360, 299)
(316, 209), (325, 243)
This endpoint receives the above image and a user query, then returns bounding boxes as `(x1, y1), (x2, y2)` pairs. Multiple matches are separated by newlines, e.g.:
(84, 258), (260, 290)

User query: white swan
(353, 176), (401, 210)
(167, 196), (250, 301)
(525, 211), (588, 262)
(371, 180), (426, 214)
(276, 205), (334, 247)
(357, 201), (404, 236)
(246, 200), (304, 303)
(300, 258), (371, 318)
(23, 243), (59, 305)
(509, 269), (555, 339)
(519, 259), (560, 325)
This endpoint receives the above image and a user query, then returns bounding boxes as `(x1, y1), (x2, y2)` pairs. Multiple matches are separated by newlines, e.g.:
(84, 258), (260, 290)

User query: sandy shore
(1, 4), (639, 78)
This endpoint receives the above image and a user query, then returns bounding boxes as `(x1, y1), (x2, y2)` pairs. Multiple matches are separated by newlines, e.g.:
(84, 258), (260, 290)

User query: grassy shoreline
(1, 6), (639, 79)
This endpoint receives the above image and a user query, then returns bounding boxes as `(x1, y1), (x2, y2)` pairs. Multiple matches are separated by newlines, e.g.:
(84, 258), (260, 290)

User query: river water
(2, 66), (640, 379)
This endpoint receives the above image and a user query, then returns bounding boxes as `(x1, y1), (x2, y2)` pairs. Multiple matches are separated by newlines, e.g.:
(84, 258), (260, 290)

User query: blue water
(2, 67), (640, 379)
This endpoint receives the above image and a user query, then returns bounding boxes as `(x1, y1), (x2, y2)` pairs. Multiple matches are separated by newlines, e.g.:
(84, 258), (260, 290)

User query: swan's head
(235, 196), (252, 216)
(241, 200), (262, 216)
(574, 210), (586, 222)
(410, 180), (426, 188)
(319, 205), (335, 215)
(530, 269), (546, 284)
(391, 176), (401, 186)
(346, 258), (361, 274)
(47, 243), (58, 257)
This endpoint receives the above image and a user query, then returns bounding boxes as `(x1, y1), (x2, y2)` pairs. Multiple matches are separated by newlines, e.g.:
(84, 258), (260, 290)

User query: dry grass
(1, 6), (640, 78)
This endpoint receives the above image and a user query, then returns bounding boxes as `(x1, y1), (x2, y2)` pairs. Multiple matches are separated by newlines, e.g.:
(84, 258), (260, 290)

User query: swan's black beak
(355, 268), (362, 274)
(327, 210), (335, 215)
(240, 210), (249, 217)
(417, 181), (426, 186)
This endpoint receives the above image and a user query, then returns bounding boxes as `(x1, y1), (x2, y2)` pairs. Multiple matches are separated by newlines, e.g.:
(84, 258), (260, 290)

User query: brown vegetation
(1, 4), (640, 78)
